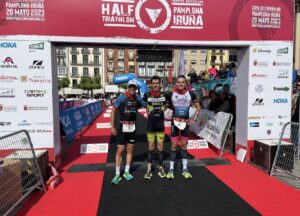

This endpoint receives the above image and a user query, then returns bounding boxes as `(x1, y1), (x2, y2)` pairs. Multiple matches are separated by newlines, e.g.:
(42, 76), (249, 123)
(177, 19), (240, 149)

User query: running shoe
(144, 170), (152, 179)
(111, 175), (121, 184)
(166, 169), (174, 179)
(158, 167), (167, 178)
(182, 169), (192, 179)
(123, 171), (134, 180)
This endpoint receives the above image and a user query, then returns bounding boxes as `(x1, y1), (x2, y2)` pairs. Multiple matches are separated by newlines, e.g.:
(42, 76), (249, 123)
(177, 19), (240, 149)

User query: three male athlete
(111, 80), (147, 184)
(143, 76), (167, 179)
(166, 75), (201, 179)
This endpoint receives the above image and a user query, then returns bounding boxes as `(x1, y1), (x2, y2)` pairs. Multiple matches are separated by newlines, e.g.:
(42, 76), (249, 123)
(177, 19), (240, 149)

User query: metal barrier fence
(0, 130), (46, 216)
(270, 122), (300, 190)
(219, 113), (233, 158)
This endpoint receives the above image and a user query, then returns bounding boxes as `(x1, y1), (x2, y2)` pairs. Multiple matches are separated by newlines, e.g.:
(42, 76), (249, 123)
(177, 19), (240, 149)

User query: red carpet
(17, 109), (111, 216)
(17, 109), (300, 216)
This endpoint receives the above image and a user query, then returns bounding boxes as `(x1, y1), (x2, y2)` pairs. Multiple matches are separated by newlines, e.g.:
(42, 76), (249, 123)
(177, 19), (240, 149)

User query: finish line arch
(0, 0), (294, 165)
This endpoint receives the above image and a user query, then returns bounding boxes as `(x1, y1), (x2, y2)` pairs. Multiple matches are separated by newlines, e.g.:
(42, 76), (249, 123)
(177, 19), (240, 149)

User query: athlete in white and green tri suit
(165, 75), (201, 179)
(143, 76), (167, 179)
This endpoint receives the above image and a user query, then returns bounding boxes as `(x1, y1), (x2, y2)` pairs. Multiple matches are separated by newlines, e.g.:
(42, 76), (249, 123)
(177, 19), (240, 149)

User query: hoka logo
(0, 42), (17, 48)
(273, 98), (288, 104)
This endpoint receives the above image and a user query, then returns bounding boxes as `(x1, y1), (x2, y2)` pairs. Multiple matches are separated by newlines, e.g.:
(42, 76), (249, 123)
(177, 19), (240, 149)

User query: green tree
(58, 78), (70, 95)
(91, 76), (102, 96)
(79, 77), (102, 96)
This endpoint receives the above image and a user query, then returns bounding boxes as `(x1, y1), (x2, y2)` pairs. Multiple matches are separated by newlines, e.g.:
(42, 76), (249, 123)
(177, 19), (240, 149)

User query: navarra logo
(20, 76), (28, 82)
(1, 57), (18, 68)
(0, 42), (17, 48)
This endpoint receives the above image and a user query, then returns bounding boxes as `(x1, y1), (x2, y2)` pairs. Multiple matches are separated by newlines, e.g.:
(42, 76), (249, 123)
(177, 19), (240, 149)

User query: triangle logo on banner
(145, 8), (162, 24)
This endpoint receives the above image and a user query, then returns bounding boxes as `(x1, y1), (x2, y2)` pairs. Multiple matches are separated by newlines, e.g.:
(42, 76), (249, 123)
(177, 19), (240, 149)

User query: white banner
(192, 110), (231, 149)
(96, 123), (111, 128)
(248, 43), (292, 140)
(190, 109), (215, 135)
(187, 139), (208, 149)
(0, 40), (54, 148)
(80, 143), (108, 154)
(103, 113), (111, 117)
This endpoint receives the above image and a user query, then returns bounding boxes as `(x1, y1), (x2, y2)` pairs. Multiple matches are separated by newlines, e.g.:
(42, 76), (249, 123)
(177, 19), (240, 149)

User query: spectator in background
(227, 63), (236, 78)
(199, 87), (211, 109)
(208, 65), (217, 79)
(222, 84), (236, 124)
(209, 90), (221, 112)
(213, 91), (230, 113)
(218, 63), (228, 79)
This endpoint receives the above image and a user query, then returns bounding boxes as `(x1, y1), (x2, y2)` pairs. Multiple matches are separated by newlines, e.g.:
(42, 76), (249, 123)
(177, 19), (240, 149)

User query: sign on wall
(248, 43), (293, 140)
(0, 0), (294, 41)
(0, 40), (54, 148)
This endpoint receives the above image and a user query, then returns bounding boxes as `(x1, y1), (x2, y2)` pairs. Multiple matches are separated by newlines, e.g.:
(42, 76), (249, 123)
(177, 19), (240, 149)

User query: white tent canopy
(58, 87), (83, 95)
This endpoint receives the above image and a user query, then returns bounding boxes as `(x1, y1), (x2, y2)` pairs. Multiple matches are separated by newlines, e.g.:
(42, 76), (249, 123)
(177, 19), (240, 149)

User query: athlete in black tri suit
(143, 76), (167, 179)
(166, 75), (201, 179)
(110, 80), (147, 184)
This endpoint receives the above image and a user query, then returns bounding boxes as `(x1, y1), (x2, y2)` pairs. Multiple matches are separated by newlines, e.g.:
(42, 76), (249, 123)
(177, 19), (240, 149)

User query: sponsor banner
(80, 143), (108, 154)
(96, 123), (111, 129)
(187, 139), (208, 149)
(59, 109), (77, 142)
(190, 110), (231, 149)
(59, 102), (102, 142)
(248, 43), (292, 140)
(0, 0), (293, 41)
(190, 109), (214, 135)
(104, 113), (111, 118)
(0, 40), (54, 149)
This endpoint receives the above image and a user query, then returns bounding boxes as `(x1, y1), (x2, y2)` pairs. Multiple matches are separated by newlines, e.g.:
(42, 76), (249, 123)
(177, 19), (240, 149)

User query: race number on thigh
(122, 123), (136, 133)
(173, 119), (187, 130)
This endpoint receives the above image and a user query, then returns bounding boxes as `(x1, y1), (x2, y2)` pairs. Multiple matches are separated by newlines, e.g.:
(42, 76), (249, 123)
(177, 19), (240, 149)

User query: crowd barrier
(59, 101), (104, 142)
(59, 99), (85, 112)
(0, 130), (46, 216)
(192, 78), (235, 94)
(270, 122), (300, 190)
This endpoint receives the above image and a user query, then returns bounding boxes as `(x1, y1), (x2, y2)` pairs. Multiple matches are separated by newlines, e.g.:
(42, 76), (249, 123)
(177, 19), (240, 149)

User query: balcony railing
(70, 50), (79, 54)
(57, 51), (66, 56)
(81, 49), (90, 54)
(71, 74), (80, 78)
(93, 49), (101, 54)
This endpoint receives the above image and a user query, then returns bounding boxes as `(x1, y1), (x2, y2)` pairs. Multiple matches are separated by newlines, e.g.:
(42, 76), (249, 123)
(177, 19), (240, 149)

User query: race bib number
(122, 123), (136, 133)
(174, 119), (187, 130)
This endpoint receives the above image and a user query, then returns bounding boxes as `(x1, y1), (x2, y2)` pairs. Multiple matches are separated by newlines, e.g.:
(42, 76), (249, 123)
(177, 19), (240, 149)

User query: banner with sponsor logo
(0, 0), (294, 41)
(0, 40), (54, 148)
(59, 102), (102, 142)
(198, 111), (231, 149)
(190, 109), (214, 134)
(190, 109), (231, 149)
(248, 43), (293, 140)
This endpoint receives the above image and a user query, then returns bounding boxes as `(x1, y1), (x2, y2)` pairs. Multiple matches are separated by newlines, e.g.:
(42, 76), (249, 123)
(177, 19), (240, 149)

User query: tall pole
(163, 62), (166, 92)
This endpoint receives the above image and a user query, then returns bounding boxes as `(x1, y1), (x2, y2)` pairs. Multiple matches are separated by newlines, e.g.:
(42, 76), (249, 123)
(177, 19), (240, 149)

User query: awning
(58, 88), (83, 95)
